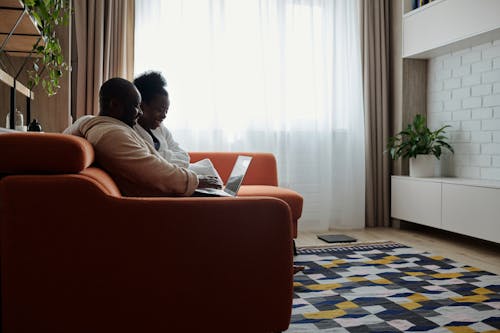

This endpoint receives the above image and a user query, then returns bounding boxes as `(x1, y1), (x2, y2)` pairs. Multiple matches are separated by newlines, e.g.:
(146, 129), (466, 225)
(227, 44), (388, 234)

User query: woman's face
(139, 94), (170, 129)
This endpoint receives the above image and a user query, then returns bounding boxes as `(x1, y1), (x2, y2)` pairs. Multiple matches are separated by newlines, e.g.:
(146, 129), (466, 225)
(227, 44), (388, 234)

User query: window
(135, 0), (365, 229)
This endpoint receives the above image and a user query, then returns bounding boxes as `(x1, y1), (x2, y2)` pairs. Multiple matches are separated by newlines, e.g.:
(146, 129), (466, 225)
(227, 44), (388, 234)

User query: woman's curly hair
(133, 71), (168, 104)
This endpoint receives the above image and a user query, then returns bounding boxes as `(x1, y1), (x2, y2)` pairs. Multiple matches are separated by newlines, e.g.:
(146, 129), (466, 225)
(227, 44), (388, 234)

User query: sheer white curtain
(135, 0), (365, 230)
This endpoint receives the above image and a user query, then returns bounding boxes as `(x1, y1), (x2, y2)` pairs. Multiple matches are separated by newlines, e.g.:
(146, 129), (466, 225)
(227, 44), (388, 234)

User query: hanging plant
(23, 0), (71, 96)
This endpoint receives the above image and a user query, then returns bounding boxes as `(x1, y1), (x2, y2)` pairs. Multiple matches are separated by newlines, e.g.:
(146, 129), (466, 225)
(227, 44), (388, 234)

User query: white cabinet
(391, 177), (441, 228)
(442, 183), (500, 244)
(391, 176), (500, 243)
(403, 0), (500, 58)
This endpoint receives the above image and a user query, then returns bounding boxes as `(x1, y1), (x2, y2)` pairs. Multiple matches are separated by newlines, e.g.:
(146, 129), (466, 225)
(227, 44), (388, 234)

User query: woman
(133, 71), (190, 168)
(134, 71), (222, 185)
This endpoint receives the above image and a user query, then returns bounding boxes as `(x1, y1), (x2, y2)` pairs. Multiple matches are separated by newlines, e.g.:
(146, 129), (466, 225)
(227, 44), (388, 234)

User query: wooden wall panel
(31, 22), (71, 133)
(390, 0), (403, 176)
(400, 59), (427, 175)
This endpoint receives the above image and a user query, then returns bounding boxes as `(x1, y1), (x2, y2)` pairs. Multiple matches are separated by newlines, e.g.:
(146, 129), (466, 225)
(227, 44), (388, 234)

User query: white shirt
(134, 123), (222, 183)
(134, 123), (190, 168)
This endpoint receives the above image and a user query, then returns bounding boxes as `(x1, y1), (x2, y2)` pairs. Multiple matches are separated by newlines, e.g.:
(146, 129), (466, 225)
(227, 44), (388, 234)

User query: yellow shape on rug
(465, 266), (482, 272)
(336, 301), (358, 309)
(473, 287), (493, 295)
(431, 273), (463, 279)
(323, 259), (347, 268)
(451, 295), (489, 303)
(372, 278), (392, 284)
(400, 302), (422, 310)
(303, 309), (346, 319)
(367, 255), (400, 265)
(408, 293), (430, 302)
(307, 283), (342, 291)
(405, 272), (426, 276)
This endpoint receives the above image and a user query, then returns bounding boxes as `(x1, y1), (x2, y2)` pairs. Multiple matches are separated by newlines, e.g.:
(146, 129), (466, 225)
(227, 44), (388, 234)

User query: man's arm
(63, 115), (94, 137)
(89, 126), (198, 196)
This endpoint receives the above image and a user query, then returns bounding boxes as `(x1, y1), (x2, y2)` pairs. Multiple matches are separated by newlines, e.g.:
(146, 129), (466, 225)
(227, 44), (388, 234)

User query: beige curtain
(361, 0), (391, 227)
(73, 0), (134, 118)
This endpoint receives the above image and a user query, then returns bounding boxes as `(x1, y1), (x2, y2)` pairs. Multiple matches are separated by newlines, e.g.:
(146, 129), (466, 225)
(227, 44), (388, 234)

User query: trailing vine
(23, 0), (70, 96)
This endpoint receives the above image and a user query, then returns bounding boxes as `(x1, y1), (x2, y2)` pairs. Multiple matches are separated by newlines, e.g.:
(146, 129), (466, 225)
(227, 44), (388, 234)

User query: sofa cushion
(238, 185), (303, 222)
(0, 132), (94, 174)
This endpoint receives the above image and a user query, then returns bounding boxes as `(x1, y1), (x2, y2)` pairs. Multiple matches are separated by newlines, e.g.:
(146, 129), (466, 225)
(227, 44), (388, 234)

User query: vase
(28, 119), (43, 132)
(409, 154), (437, 177)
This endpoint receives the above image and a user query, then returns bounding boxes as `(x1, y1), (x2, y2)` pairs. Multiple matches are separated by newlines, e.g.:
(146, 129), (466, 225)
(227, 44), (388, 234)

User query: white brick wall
(428, 38), (500, 180)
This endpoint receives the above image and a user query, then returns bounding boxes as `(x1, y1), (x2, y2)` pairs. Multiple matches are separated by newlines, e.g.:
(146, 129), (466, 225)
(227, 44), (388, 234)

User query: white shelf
(403, 0), (500, 59)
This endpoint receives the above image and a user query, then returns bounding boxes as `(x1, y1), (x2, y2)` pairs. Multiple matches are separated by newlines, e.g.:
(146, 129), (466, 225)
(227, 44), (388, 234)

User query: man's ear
(107, 98), (125, 119)
(109, 98), (122, 111)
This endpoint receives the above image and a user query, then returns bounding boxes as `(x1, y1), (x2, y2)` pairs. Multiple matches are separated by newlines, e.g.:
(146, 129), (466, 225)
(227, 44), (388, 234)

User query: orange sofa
(0, 132), (301, 333)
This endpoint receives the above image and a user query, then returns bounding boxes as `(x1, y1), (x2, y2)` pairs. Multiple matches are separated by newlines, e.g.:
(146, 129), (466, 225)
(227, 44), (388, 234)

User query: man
(64, 78), (220, 196)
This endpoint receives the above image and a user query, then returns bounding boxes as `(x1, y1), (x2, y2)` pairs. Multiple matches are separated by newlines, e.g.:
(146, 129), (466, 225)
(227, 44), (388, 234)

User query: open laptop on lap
(193, 155), (252, 197)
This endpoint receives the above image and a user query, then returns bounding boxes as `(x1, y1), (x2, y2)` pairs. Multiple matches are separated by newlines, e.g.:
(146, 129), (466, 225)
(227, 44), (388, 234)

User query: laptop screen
(223, 155), (252, 196)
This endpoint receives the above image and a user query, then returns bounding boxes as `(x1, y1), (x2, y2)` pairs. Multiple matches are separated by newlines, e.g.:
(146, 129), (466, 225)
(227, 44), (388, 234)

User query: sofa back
(0, 132), (121, 197)
(0, 132), (94, 174)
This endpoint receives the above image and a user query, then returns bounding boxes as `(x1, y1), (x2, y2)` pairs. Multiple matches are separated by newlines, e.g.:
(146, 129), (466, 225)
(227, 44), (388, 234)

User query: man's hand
(197, 175), (223, 189)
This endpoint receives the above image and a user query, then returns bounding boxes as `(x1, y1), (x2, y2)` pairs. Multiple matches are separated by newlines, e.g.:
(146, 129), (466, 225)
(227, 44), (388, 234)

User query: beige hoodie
(64, 115), (199, 196)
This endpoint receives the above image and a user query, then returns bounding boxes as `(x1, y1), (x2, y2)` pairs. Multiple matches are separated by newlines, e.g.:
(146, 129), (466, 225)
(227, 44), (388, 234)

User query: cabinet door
(442, 184), (500, 243)
(391, 177), (441, 228)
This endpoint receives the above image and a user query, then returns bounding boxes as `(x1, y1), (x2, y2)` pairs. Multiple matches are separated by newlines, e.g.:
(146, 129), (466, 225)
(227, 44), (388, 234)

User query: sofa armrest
(189, 152), (278, 186)
(1, 175), (292, 332)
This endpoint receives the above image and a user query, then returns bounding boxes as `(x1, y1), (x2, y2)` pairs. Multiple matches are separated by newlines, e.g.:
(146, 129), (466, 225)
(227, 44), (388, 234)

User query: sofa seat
(238, 185), (302, 237)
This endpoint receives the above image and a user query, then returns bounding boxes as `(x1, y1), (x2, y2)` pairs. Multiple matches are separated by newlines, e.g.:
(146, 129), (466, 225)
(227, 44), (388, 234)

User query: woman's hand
(197, 175), (223, 189)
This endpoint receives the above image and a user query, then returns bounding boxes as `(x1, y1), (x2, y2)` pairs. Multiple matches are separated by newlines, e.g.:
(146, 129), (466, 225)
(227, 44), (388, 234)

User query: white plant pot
(409, 155), (437, 177)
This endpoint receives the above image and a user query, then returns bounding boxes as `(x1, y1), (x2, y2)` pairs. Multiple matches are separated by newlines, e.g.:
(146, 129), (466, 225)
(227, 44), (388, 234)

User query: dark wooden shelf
(0, 0), (23, 9)
(0, 67), (34, 99)
(0, 0), (40, 128)
(0, 34), (43, 56)
(0, 8), (40, 36)
(0, 2), (44, 56)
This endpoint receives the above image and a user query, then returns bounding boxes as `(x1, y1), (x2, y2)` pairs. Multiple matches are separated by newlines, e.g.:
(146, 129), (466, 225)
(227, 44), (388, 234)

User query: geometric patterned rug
(288, 241), (500, 332)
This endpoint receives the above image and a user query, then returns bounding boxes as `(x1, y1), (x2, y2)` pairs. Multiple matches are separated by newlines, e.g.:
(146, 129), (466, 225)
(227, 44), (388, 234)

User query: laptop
(194, 155), (252, 197)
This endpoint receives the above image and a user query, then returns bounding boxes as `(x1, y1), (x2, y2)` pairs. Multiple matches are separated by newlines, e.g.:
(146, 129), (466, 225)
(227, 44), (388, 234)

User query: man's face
(121, 86), (143, 127)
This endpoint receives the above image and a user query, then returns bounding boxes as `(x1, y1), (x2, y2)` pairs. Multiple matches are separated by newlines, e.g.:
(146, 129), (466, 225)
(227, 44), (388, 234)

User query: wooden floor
(296, 223), (500, 275)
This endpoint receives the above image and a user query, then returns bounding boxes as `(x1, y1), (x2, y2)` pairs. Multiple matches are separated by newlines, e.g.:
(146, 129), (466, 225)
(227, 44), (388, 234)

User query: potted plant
(386, 114), (454, 177)
(23, 0), (71, 96)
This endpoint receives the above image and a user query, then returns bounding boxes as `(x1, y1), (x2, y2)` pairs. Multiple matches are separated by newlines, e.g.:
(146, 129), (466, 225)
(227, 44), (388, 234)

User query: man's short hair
(99, 78), (136, 113)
